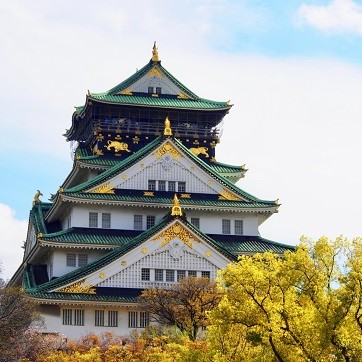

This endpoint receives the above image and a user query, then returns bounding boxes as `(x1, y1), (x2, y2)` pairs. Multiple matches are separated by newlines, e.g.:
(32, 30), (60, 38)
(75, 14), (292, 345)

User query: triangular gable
(51, 218), (231, 293)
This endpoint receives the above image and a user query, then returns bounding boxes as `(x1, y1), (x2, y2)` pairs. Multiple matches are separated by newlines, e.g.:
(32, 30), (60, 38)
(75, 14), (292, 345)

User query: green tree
(208, 236), (362, 362)
(141, 277), (222, 340)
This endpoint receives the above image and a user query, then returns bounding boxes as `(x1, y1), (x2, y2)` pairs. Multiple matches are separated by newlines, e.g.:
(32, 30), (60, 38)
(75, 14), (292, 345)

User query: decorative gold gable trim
(153, 142), (182, 160)
(119, 88), (133, 95)
(90, 182), (115, 194)
(148, 66), (163, 78)
(177, 92), (189, 99)
(218, 188), (241, 201)
(58, 280), (96, 294)
(152, 222), (198, 249)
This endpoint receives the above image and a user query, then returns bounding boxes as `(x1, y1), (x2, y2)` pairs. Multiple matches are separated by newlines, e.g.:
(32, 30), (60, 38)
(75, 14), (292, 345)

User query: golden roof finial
(164, 116), (172, 136)
(33, 190), (43, 206)
(171, 194), (182, 216)
(152, 41), (159, 62)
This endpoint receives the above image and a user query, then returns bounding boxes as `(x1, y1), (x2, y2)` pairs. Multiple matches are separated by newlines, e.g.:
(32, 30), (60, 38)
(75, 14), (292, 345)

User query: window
(78, 254), (88, 267)
(235, 220), (243, 235)
(201, 271), (211, 279)
(134, 215), (143, 230)
(148, 180), (156, 191)
(63, 309), (84, 326)
(66, 254), (76, 267)
(222, 219), (231, 234)
(158, 180), (166, 191)
(168, 181), (176, 192)
(95, 310), (104, 326)
(89, 212), (98, 228)
(177, 270), (186, 282)
(146, 215), (155, 229)
(190, 218), (200, 229)
(49, 263), (53, 279)
(141, 268), (150, 281)
(67, 216), (71, 229)
(178, 182), (186, 192)
(166, 269), (175, 282)
(128, 311), (149, 328)
(102, 213), (111, 228)
(155, 269), (163, 282)
(188, 270), (197, 278)
(148, 86), (153, 94)
(155, 87), (162, 94)
(108, 311), (118, 327)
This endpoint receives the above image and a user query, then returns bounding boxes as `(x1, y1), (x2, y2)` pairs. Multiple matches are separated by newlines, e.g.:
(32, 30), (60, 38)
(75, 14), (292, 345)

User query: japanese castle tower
(10, 44), (293, 339)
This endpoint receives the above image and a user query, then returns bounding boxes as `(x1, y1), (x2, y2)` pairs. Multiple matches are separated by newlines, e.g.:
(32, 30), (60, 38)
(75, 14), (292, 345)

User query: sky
(1, 0), (362, 279)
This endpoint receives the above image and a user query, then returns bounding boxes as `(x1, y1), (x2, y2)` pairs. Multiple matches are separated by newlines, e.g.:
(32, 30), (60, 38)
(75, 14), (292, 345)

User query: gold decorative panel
(148, 66), (163, 78)
(152, 222), (198, 249)
(153, 142), (182, 160)
(177, 92), (189, 99)
(58, 280), (96, 294)
(141, 248), (148, 254)
(121, 261), (127, 266)
(90, 182), (115, 194)
(119, 88), (133, 95)
(144, 191), (154, 197)
(218, 188), (241, 201)
(99, 273), (106, 279)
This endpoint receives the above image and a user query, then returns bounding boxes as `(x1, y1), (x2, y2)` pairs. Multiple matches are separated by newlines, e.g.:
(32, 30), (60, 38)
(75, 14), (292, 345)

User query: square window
(155, 87), (162, 94)
(166, 269), (175, 282)
(177, 270), (186, 282)
(188, 270), (197, 278)
(102, 213), (111, 228)
(235, 220), (243, 235)
(108, 310), (118, 327)
(148, 86), (154, 94)
(222, 219), (231, 234)
(178, 182), (186, 192)
(190, 218), (200, 229)
(168, 181), (176, 192)
(155, 269), (163, 281)
(148, 180), (156, 191)
(158, 180), (166, 191)
(201, 271), (211, 280)
(89, 212), (98, 228)
(95, 310), (104, 326)
(66, 254), (76, 267)
(78, 254), (88, 267)
(146, 215), (155, 229)
(141, 268), (150, 281)
(134, 215), (143, 230)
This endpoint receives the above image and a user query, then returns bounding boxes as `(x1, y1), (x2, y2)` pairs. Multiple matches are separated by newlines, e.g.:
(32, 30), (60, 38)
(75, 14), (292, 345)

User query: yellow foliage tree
(208, 236), (362, 361)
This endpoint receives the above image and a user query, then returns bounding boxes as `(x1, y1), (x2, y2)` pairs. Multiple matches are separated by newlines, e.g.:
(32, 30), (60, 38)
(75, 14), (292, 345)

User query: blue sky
(1, 0), (362, 279)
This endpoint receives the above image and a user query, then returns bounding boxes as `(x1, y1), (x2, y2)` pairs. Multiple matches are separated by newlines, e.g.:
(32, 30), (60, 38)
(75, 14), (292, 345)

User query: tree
(0, 264), (41, 361)
(208, 236), (362, 362)
(141, 277), (222, 340)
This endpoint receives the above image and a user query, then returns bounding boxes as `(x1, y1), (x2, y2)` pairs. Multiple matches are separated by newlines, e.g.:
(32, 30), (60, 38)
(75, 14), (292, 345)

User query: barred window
(190, 218), (200, 229)
(141, 268), (150, 281)
(102, 213), (111, 228)
(188, 270), (197, 278)
(128, 311), (149, 328)
(67, 216), (71, 229)
(222, 219), (231, 234)
(146, 215), (155, 229)
(166, 269), (175, 282)
(177, 270), (186, 282)
(155, 269), (163, 282)
(158, 180), (166, 191)
(235, 220), (243, 235)
(89, 212), (98, 228)
(74, 309), (84, 326)
(108, 311), (118, 327)
(128, 311), (138, 328)
(140, 312), (150, 328)
(66, 254), (76, 267)
(201, 271), (211, 280)
(168, 181), (176, 192)
(148, 180), (156, 191)
(148, 86), (153, 94)
(78, 254), (88, 267)
(178, 182), (186, 192)
(134, 215), (143, 230)
(95, 310), (104, 326)
(155, 87), (162, 95)
(63, 309), (72, 325)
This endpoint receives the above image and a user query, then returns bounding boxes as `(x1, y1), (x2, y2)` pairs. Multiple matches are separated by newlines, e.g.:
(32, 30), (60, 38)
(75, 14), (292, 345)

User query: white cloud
(0, 204), (27, 281)
(297, 0), (362, 35)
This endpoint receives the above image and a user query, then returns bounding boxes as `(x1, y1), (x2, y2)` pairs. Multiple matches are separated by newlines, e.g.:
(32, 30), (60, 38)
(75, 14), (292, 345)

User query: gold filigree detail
(121, 261), (127, 266)
(58, 187), (64, 193)
(94, 149), (104, 156)
(37, 233), (43, 238)
(148, 66), (163, 78)
(133, 136), (140, 144)
(141, 248), (148, 254)
(153, 222), (197, 249)
(91, 182), (115, 194)
(177, 92), (189, 99)
(58, 280), (96, 294)
(96, 134), (104, 141)
(180, 194), (191, 199)
(171, 194), (182, 216)
(164, 117), (172, 136)
(189, 147), (209, 158)
(99, 273), (105, 279)
(210, 157), (216, 163)
(144, 191), (154, 197)
(218, 188), (241, 201)
(206, 251), (212, 257)
(153, 142), (182, 160)
(119, 88), (133, 95)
